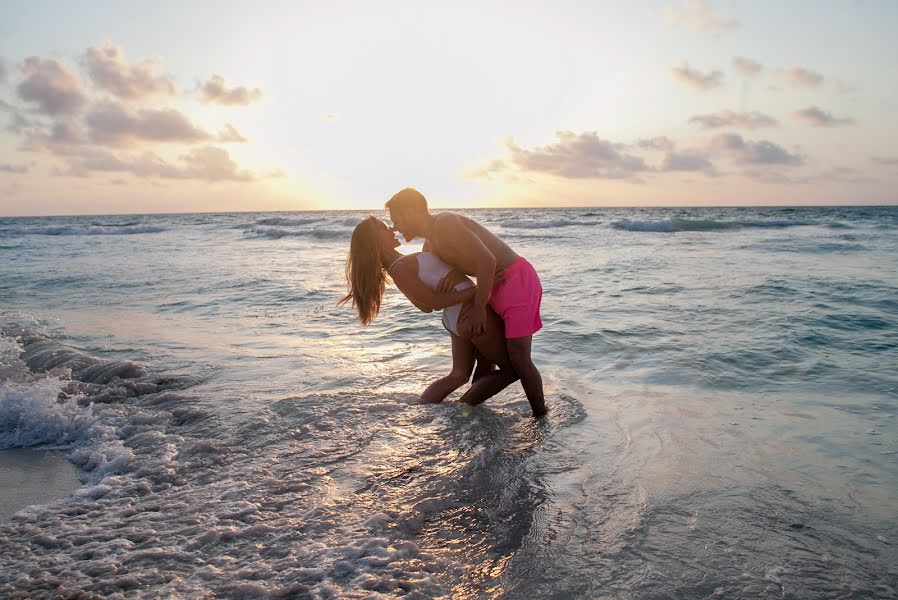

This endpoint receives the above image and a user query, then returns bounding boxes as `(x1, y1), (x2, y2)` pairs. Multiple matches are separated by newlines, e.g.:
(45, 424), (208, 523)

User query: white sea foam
(3, 225), (166, 236)
(611, 218), (810, 232)
(502, 218), (598, 229)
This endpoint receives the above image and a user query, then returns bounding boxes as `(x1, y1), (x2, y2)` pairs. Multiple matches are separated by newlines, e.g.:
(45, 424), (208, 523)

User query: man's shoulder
(432, 211), (468, 233)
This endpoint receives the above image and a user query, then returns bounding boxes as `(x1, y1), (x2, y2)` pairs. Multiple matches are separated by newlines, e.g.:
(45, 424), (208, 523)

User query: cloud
(671, 62), (723, 91)
(216, 123), (247, 142)
(637, 136), (675, 151)
(689, 110), (778, 130)
(732, 56), (763, 78)
(0, 58), (6, 84)
(666, 0), (740, 33)
(872, 156), (898, 166)
(786, 67), (824, 88)
(17, 57), (87, 115)
(0, 163), (29, 173)
(200, 75), (262, 106)
(711, 133), (803, 166)
(502, 131), (648, 179)
(0, 98), (32, 134)
(794, 106), (855, 127)
(82, 43), (177, 100)
(85, 100), (211, 146)
(63, 145), (256, 182)
(660, 151), (714, 172)
(179, 146), (254, 181)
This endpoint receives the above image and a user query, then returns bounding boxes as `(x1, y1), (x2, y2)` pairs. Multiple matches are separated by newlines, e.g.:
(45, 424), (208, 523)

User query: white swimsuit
(389, 252), (473, 336)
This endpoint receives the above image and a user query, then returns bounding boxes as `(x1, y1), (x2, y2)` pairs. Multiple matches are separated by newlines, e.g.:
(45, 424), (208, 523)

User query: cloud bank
(3, 45), (271, 184)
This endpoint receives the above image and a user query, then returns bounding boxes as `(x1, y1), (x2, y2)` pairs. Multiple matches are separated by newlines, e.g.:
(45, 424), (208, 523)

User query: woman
(340, 216), (518, 405)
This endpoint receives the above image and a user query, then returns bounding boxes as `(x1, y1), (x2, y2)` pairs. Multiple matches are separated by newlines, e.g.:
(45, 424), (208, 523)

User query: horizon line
(2, 202), (898, 219)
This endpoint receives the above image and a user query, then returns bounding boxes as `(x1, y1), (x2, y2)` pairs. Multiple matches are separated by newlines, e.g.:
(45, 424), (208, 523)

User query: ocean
(1, 206), (896, 598)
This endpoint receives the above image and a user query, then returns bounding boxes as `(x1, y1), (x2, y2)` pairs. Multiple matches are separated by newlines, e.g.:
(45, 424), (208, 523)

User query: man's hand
(460, 306), (486, 337)
(435, 269), (462, 294)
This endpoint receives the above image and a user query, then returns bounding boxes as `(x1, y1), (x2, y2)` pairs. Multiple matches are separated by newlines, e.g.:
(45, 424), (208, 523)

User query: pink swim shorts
(489, 258), (543, 339)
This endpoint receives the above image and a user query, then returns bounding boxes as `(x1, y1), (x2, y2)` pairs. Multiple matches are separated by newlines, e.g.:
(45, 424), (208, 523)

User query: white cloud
(711, 133), (803, 166)
(666, 0), (740, 34)
(671, 62), (723, 91)
(502, 131), (649, 179)
(689, 110), (778, 130)
(785, 67), (824, 88)
(794, 106), (855, 127)
(85, 100), (211, 146)
(83, 43), (177, 100)
(200, 75), (262, 106)
(660, 151), (714, 172)
(732, 56), (763, 78)
(637, 136), (675, 151)
(17, 57), (87, 115)
(63, 145), (257, 182)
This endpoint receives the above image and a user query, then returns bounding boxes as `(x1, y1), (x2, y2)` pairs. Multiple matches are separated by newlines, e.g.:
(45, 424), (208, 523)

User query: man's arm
(433, 215), (497, 334)
(392, 261), (477, 310)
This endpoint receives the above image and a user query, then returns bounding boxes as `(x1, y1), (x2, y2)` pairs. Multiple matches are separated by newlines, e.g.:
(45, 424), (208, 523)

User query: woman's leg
(418, 333), (475, 404)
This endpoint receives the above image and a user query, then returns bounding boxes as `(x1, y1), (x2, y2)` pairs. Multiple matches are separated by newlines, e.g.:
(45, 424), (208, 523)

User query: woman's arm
(392, 259), (476, 311)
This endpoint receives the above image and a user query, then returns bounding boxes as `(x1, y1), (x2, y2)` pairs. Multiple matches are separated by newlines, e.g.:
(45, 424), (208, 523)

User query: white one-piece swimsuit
(390, 252), (473, 336)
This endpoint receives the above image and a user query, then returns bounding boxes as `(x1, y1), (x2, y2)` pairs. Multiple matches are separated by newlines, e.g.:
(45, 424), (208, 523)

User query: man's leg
(419, 334), (475, 404)
(471, 347), (497, 384)
(506, 335), (546, 416)
(459, 368), (518, 406)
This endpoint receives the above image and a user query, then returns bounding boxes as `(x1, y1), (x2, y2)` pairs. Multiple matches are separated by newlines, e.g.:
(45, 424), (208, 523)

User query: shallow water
(1, 207), (896, 598)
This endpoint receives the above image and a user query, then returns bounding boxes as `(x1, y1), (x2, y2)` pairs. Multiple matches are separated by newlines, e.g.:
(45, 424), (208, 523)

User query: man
(386, 187), (547, 417)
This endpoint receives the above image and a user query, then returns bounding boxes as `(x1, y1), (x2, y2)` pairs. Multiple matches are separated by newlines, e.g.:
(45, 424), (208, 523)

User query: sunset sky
(1, 0), (896, 215)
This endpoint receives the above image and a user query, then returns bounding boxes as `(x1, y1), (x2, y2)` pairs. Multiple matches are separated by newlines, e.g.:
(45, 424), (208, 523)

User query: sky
(0, 0), (896, 215)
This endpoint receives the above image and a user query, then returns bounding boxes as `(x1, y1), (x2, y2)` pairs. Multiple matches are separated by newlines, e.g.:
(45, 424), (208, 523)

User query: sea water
(1, 206), (896, 598)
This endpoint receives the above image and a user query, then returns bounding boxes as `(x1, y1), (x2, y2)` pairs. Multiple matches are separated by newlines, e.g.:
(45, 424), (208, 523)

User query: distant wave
(3, 225), (166, 236)
(502, 219), (598, 229)
(254, 217), (323, 227)
(246, 226), (346, 240)
(611, 218), (811, 233)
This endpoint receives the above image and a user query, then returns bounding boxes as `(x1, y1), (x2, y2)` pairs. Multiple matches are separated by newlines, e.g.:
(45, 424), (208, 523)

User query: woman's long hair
(339, 217), (388, 325)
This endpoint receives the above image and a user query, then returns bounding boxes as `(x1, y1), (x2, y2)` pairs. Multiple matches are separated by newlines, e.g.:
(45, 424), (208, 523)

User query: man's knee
(506, 337), (533, 364)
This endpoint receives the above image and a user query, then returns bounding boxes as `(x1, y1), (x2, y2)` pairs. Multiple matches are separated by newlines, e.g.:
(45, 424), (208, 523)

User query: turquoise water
(1, 207), (896, 597)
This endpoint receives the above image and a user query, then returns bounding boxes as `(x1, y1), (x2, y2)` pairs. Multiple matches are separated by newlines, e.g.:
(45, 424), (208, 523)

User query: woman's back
(414, 252), (455, 289)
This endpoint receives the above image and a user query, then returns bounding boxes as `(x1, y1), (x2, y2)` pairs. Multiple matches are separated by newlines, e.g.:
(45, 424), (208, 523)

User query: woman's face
(375, 218), (400, 252)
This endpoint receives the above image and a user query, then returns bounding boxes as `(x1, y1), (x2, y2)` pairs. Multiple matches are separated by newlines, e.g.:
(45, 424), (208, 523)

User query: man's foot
(532, 406), (548, 418)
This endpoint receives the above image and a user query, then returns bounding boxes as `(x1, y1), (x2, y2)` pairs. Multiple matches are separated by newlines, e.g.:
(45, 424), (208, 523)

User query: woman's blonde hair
(339, 216), (389, 325)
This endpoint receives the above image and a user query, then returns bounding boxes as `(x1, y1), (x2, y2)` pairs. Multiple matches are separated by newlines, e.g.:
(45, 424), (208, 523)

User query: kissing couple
(341, 188), (547, 417)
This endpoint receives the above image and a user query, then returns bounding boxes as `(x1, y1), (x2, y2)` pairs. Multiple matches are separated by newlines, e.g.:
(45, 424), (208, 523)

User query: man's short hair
(385, 188), (428, 214)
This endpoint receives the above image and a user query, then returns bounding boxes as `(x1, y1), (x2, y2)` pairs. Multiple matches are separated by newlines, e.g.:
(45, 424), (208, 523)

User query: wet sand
(0, 449), (82, 521)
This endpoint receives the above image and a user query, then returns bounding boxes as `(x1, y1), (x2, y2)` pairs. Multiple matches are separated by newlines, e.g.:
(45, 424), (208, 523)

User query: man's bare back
(428, 213), (520, 278)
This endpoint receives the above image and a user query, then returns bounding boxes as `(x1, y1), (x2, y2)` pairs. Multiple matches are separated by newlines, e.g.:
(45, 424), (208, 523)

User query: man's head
(385, 187), (429, 242)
